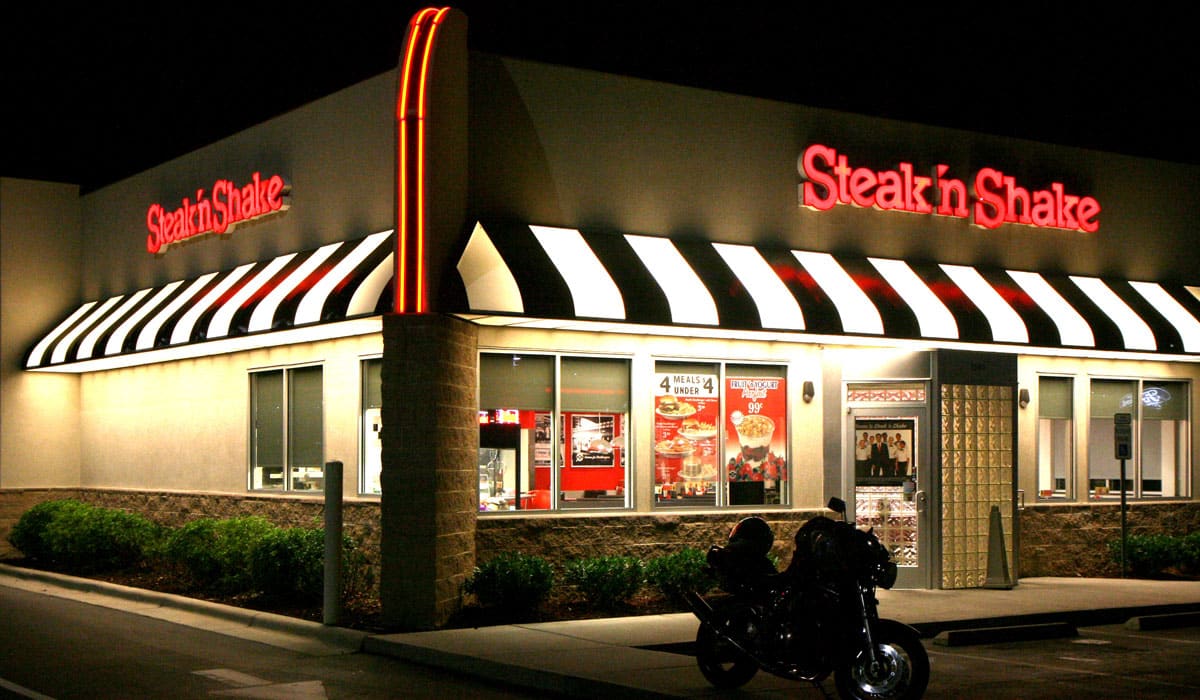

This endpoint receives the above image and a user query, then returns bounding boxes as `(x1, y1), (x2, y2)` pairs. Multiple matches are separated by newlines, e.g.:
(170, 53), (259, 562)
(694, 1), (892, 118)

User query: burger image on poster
(731, 411), (775, 467)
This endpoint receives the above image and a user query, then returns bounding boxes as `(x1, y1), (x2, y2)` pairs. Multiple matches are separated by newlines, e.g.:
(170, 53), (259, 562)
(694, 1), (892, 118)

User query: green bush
(464, 552), (555, 611)
(1176, 532), (1200, 575)
(563, 555), (644, 609)
(645, 548), (716, 602)
(163, 516), (276, 592)
(8, 499), (160, 573)
(8, 499), (91, 562)
(250, 526), (326, 602)
(1109, 534), (1181, 576)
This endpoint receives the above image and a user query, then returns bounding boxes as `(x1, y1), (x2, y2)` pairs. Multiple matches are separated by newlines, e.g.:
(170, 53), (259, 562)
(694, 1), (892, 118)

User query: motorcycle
(685, 497), (929, 699)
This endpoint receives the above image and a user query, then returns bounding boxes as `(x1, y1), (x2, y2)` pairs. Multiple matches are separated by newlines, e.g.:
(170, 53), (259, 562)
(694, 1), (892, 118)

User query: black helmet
(727, 516), (774, 557)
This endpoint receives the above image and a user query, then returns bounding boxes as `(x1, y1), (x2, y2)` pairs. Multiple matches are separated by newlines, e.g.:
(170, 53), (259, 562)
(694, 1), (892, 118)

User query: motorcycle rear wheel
(695, 622), (759, 689)
(834, 619), (929, 700)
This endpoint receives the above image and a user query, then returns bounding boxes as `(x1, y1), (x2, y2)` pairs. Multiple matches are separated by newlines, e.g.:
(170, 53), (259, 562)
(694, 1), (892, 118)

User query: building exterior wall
(465, 55), (1200, 287)
(1, 178), (84, 488)
(76, 333), (382, 492)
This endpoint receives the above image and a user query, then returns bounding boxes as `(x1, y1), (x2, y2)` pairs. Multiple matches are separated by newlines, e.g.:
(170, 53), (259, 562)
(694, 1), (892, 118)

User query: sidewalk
(4, 563), (1200, 698)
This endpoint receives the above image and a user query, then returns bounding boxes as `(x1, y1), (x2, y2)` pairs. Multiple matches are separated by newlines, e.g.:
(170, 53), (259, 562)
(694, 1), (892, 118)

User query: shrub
(9, 499), (160, 573)
(8, 499), (91, 562)
(563, 555), (644, 609)
(163, 516), (275, 592)
(463, 552), (555, 611)
(645, 548), (716, 602)
(1109, 534), (1179, 577)
(250, 526), (326, 602)
(1177, 532), (1200, 575)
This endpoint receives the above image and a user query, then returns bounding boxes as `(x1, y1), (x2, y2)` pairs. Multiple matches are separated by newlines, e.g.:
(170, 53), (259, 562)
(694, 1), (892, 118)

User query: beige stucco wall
(475, 325), (826, 510)
(0, 177), (83, 487)
(78, 332), (382, 495)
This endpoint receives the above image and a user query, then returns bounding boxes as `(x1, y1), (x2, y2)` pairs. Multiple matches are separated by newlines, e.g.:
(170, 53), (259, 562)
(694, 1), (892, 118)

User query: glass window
(654, 361), (788, 508)
(478, 353), (630, 512)
(1141, 381), (1189, 497)
(361, 358), (383, 495)
(250, 366), (324, 492)
(1088, 378), (1190, 499)
(1037, 376), (1073, 499)
(559, 357), (630, 510)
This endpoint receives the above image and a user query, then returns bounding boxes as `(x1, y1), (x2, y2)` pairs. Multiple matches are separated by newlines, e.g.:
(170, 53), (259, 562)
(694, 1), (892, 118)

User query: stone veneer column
(379, 313), (478, 629)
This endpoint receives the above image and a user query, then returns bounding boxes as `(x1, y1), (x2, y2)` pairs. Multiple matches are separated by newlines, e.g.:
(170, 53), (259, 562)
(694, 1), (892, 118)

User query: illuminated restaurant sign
(798, 144), (1100, 233)
(146, 172), (290, 254)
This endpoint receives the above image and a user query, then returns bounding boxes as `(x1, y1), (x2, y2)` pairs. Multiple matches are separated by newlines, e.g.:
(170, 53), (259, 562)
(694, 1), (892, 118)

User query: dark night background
(4, 2), (1198, 193)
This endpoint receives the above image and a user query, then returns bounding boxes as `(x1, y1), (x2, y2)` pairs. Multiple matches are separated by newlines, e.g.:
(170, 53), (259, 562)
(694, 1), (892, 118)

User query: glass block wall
(940, 384), (1014, 588)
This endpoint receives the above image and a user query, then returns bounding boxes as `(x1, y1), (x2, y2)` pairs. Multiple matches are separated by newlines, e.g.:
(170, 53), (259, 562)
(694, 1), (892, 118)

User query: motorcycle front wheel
(835, 619), (929, 700)
(695, 622), (759, 689)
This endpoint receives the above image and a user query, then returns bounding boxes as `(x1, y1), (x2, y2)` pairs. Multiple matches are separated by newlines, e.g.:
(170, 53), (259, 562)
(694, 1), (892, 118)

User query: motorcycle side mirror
(826, 497), (846, 515)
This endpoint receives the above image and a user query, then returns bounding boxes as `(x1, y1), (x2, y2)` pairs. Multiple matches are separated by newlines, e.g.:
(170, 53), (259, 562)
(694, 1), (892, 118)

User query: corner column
(380, 313), (478, 629)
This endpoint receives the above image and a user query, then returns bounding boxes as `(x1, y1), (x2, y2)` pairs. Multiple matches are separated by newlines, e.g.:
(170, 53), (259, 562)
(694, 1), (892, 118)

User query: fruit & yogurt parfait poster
(725, 376), (787, 491)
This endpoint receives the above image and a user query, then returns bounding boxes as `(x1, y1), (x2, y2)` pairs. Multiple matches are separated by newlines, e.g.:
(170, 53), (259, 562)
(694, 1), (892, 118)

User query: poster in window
(654, 373), (720, 492)
(569, 413), (616, 467)
(854, 418), (915, 486)
(533, 412), (552, 467)
(725, 377), (787, 486)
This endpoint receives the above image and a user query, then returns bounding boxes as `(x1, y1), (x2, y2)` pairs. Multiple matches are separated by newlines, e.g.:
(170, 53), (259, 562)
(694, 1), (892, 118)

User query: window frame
(1034, 374), (1075, 501)
(360, 355), (383, 496)
(477, 350), (633, 514)
(652, 358), (790, 510)
(248, 363), (325, 493)
(1086, 375), (1191, 501)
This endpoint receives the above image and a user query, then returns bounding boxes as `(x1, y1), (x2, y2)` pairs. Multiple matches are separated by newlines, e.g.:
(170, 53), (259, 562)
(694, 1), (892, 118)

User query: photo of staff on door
(854, 419), (915, 485)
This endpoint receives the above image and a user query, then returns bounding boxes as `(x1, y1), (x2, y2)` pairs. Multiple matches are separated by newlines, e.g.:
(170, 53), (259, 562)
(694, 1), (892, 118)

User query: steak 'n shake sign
(798, 144), (1100, 232)
(146, 172), (290, 254)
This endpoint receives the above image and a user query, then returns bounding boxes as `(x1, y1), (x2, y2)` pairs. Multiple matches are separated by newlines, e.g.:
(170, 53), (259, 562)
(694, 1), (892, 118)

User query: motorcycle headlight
(876, 561), (898, 589)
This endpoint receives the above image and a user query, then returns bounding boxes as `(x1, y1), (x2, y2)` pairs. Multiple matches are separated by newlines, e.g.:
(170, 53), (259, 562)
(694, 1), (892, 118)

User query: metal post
(1120, 457), (1128, 578)
(324, 460), (343, 625)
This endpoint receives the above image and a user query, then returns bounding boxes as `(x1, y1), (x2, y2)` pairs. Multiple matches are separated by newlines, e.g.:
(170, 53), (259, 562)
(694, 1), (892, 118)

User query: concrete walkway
(4, 564), (1200, 698)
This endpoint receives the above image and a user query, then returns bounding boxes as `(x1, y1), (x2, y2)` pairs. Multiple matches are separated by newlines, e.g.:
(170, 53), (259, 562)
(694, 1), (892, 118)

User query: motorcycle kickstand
(810, 679), (836, 699)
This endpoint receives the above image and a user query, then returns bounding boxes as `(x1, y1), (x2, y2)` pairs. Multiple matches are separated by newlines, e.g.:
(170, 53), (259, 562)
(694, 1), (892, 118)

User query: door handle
(914, 490), (927, 513)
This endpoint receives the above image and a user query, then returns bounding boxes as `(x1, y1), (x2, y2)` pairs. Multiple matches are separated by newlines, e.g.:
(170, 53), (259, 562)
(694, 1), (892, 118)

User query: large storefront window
(361, 358), (383, 495)
(478, 353), (630, 512)
(1088, 378), (1190, 499)
(654, 361), (788, 508)
(1037, 376), (1073, 500)
(250, 365), (324, 491)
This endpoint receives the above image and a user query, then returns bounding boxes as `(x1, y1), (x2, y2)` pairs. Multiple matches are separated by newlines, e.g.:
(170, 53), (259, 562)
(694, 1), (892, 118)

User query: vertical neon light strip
(396, 7), (449, 313)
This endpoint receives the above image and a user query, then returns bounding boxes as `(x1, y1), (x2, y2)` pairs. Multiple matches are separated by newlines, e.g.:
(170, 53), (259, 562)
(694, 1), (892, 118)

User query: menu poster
(653, 373), (720, 490)
(569, 413), (616, 467)
(725, 377), (787, 484)
(854, 418), (915, 486)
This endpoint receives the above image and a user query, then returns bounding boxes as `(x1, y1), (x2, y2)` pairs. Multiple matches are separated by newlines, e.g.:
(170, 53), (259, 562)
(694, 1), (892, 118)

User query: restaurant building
(4, 7), (1200, 627)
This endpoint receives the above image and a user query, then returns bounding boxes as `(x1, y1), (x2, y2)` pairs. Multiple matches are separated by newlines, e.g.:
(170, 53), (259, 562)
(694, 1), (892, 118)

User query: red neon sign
(798, 144), (1101, 233)
(146, 172), (289, 254)
(395, 7), (450, 313)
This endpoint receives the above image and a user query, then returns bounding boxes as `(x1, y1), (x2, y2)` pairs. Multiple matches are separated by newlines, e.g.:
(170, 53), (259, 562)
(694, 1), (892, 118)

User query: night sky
(5, 2), (1198, 192)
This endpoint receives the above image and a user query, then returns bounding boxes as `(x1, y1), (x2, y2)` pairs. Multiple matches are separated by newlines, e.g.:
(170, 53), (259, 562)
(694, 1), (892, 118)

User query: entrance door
(848, 408), (931, 588)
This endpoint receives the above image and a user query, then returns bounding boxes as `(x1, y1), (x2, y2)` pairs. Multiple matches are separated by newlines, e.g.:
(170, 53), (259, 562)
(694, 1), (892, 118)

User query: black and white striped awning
(27, 230), (394, 371)
(453, 222), (1200, 357)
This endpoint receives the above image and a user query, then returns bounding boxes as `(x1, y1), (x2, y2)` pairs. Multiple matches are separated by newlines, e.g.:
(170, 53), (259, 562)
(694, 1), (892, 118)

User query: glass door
(849, 407), (931, 588)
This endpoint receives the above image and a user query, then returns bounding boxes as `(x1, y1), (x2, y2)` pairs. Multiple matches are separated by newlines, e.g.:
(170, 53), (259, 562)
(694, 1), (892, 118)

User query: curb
(1125, 611), (1200, 631)
(933, 621), (1078, 647)
(362, 636), (674, 700)
(0, 563), (368, 652)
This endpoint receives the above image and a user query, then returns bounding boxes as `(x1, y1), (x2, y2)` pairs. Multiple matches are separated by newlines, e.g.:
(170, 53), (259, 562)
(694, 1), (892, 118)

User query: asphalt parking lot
(924, 622), (1200, 699)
